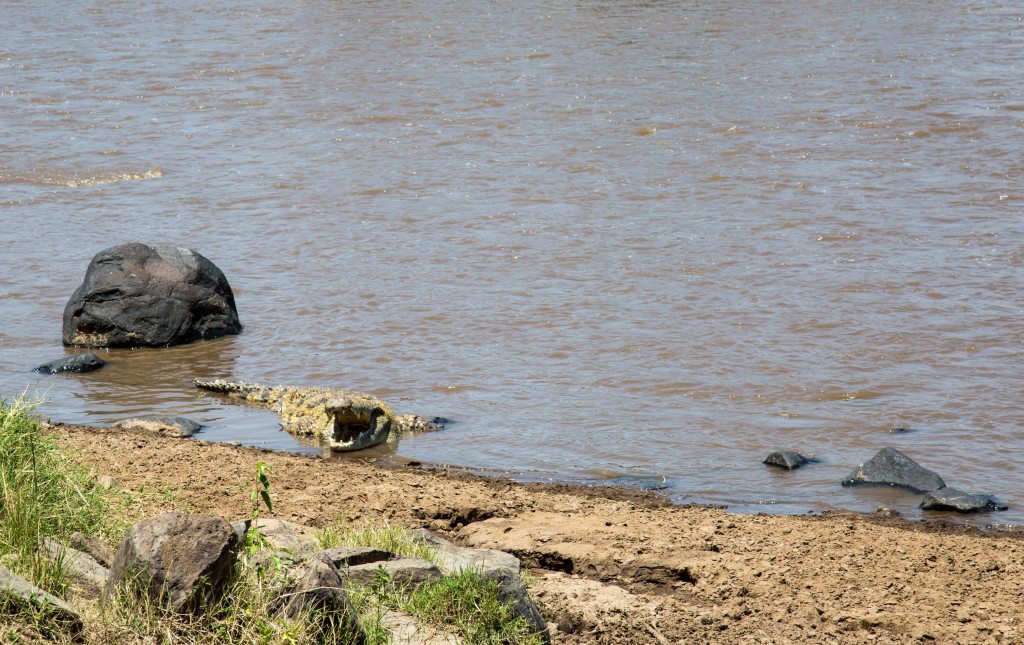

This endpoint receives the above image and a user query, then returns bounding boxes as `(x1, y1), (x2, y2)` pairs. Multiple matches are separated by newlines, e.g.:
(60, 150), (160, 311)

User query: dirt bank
(53, 423), (1023, 644)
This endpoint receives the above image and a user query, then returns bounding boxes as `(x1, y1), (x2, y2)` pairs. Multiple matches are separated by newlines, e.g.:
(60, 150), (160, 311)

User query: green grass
(0, 394), (116, 596)
(318, 517), (545, 645)
(96, 555), (365, 645)
(315, 519), (436, 562)
(357, 569), (545, 645)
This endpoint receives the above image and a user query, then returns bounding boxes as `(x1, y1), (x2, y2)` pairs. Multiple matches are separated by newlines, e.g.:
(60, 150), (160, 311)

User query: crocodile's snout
(325, 399), (392, 451)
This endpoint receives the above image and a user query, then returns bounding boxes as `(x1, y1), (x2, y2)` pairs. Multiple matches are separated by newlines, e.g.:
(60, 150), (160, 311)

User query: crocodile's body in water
(193, 379), (438, 451)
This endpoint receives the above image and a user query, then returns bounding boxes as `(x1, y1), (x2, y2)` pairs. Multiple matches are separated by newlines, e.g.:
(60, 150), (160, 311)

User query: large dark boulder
(63, 243), (242, 348)
(841, 447), (945, 493)
(921, 487), (1008, 513)
(104, 512), (238, 613)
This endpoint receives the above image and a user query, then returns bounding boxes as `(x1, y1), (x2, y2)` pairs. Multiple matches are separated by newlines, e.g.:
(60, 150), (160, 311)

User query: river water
(2, 0), (1022, 526)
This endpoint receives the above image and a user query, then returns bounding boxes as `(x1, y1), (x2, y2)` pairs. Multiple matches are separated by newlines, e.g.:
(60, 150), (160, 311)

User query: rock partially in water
(920, 487), (1008, 513)
(763, 451), (813, 470)
(113, 416), (203, 438)
(62, 242), (242, 348)
(842, 448), (946, 493)
(34, 353), (106, 374)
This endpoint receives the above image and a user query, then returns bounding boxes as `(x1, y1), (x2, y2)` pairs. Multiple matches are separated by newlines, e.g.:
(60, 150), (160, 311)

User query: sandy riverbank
(52, 422), (1022, 644)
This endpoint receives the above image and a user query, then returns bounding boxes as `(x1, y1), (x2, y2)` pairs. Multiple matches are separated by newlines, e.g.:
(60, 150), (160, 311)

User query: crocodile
(193, 379), (438, 452)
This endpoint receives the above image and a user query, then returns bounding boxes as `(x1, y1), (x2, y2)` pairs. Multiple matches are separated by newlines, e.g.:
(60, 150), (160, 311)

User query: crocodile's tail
(193, 379), (270, 400)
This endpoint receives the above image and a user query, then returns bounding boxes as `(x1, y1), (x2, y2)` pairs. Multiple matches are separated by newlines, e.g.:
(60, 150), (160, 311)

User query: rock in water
(34, 353), (106, 374)
(920, 487), (1008, 513)
(841, 447), (946, 493)
(63, 243), (242, 348)
(763, 451), (812, 470)
(105, 512), (238, 613)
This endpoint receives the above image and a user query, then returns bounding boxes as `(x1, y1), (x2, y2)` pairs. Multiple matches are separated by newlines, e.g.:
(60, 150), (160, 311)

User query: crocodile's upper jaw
(326, 400), (392, 452)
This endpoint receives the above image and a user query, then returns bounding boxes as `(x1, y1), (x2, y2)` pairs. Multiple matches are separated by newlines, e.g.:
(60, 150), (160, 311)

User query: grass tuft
(0, 394), (114, 596)
(316, 519), (435, 562)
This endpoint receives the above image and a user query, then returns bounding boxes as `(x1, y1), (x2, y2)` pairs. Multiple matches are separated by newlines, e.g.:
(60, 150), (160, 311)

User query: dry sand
(53, 423), (1023, 644)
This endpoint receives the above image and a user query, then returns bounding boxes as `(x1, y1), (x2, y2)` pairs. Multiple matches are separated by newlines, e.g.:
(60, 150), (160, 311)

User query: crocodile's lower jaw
(328, 409), (391, 452)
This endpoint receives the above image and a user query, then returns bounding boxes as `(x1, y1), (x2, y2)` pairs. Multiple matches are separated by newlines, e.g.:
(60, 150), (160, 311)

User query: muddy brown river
(2, 0), (1022, 525)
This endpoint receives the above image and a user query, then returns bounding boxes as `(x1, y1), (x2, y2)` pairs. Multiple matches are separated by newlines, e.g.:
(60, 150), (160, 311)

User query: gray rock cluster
(763, 444), (1007, 515)
(841, 448), (1006, 514)
(15, 513), (548, 643)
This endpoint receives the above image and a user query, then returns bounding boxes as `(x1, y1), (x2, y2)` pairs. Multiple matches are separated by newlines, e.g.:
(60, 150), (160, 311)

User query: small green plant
(245, 461), (274, 555)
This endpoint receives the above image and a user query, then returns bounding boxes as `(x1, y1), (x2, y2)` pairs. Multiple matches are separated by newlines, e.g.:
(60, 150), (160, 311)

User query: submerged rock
(113, 416), (204, 438)
(34, 353), (106, 374)
(841, 448), (946, 493)
(63, 242), (242, 348)
(920, 487), (1008, 513)
(763, 451), (813, 470)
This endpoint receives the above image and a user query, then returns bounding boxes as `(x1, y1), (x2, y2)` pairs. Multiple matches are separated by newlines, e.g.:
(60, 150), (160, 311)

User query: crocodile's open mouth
(327, 402), (391, 451)
(332, 409), (375, 444)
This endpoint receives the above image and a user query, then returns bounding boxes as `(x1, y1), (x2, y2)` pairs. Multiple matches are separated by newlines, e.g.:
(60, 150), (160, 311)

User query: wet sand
(54, 422), (1023, 644)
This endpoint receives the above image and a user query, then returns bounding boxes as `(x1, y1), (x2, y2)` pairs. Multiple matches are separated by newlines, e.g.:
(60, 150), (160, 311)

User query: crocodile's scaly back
(193, 379), (279, 403)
